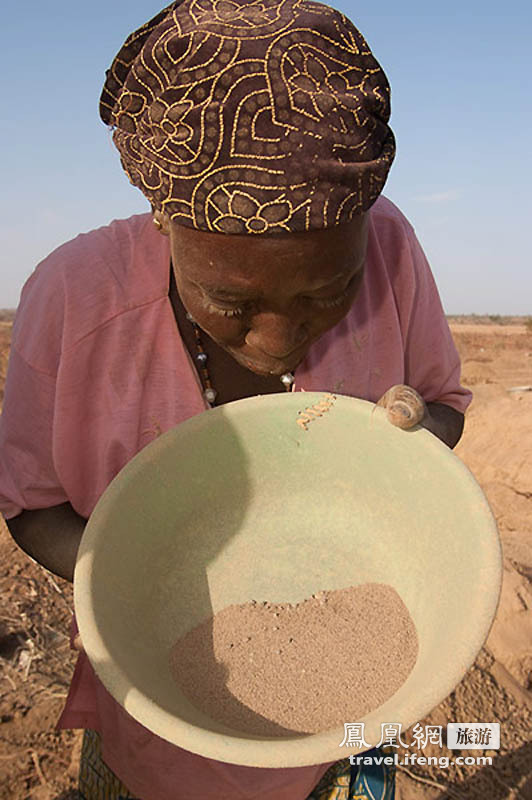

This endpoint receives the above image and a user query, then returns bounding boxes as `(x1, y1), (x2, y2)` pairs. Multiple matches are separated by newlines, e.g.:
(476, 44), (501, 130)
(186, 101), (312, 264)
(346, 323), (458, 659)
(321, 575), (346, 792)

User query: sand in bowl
(169, 583), (418, 736)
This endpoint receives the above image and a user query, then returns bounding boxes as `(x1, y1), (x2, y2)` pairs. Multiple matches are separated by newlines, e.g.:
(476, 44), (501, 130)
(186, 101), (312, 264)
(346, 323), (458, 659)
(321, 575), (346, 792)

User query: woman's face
(166, 214), (368, 377)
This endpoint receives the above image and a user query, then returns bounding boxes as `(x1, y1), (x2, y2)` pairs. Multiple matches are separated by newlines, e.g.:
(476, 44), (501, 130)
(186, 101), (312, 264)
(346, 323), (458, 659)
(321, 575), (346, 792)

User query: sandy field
(0, 318), (531, 799)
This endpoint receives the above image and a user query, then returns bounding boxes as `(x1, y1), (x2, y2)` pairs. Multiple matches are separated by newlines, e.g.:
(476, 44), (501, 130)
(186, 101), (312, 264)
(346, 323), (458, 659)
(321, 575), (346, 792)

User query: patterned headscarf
(100, 0), (395, 234)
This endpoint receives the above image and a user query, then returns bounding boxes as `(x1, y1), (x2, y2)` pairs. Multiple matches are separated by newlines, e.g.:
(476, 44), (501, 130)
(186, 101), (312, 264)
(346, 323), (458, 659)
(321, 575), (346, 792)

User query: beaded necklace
(185, 312), (295, 406)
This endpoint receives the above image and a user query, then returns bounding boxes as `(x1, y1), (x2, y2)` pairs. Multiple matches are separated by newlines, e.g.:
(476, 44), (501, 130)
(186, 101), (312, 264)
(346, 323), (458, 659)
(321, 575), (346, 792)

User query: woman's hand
(6, 502), (86, 583)
(376, 384), (464, 449)
(73, 633), (85, 653)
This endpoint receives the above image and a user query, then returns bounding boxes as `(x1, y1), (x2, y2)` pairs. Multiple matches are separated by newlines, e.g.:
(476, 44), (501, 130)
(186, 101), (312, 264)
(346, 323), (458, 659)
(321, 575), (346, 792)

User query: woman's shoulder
(367, 196), (425, 279)
(369, 195), (416, 238)
(13, 214), (169, 366)
(28, 213), (161, 290)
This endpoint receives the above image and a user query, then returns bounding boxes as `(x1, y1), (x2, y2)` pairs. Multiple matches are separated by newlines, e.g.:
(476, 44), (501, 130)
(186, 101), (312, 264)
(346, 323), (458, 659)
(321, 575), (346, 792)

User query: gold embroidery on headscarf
(101, 0), (395, 233)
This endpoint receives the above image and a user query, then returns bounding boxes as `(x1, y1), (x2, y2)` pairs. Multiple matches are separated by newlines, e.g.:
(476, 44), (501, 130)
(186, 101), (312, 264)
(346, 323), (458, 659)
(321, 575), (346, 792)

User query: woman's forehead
(171, 215), (368, 289)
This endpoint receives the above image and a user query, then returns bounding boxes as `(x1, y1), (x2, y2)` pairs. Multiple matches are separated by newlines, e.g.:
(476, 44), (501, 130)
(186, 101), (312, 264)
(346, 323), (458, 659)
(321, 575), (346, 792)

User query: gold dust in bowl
(73, 392), (502, 768)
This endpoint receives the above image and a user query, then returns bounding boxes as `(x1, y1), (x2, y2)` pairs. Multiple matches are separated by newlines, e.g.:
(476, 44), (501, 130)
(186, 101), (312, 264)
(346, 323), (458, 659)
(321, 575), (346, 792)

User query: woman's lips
(233, 351), (305, 376)
(209, 331), (311, 375)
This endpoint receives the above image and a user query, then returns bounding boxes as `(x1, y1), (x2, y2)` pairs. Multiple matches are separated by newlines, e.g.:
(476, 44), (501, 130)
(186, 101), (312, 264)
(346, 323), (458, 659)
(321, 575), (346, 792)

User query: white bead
(204, 388), (217, 404)
(280, 372), (295, 388)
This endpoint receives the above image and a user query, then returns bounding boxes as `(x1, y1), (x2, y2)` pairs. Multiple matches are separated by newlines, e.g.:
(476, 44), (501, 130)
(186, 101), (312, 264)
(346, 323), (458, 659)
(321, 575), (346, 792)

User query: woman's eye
(206, 301), (247, 318)
(309, 291), (350, 309)
(309, 272), (362, 309)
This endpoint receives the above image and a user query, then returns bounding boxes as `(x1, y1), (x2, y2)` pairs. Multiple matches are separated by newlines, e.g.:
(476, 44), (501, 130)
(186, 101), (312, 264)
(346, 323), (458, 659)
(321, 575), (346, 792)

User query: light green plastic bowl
(73, 392), (501, 768)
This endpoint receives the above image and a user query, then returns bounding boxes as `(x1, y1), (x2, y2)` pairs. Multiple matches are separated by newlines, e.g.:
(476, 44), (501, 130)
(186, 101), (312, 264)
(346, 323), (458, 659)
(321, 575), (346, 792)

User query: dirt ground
(0, 318), (531, 799)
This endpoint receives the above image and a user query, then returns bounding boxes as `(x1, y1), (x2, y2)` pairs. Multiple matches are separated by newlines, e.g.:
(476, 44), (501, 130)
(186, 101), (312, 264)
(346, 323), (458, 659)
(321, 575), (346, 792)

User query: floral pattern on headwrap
(210, 188), (304, 233)
(100, 0), (395, 233)
(208, 0), (275, 26)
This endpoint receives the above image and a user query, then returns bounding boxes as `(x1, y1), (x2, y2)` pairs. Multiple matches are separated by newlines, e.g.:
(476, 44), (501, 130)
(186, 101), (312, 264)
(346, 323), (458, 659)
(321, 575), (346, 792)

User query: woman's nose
(245, 312), (308, 359)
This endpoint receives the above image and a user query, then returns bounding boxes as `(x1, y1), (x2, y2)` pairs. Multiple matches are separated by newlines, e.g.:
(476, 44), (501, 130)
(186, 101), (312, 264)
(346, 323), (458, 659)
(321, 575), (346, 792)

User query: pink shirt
(0, 196), (471, 799)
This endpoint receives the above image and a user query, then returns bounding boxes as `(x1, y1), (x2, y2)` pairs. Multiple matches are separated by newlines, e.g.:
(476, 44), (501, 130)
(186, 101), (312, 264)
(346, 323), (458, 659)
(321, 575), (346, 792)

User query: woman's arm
(424, 402), (464, 449)
(6, 502), (86, 583)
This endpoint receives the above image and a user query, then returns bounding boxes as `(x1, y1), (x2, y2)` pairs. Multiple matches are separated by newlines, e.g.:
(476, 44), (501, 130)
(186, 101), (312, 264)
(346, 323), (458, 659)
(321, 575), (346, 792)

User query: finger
(376, 384), (426, 429)
(72, 633), (85, 652)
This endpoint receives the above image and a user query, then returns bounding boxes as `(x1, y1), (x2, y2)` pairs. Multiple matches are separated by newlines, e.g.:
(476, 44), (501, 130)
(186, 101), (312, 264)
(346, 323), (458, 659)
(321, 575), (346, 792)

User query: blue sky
(1, 0), (530, 313)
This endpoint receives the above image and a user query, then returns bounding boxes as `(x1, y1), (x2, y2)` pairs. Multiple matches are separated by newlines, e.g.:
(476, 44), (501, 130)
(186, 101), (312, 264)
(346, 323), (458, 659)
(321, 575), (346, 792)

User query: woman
(0, 1), (470, 798)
